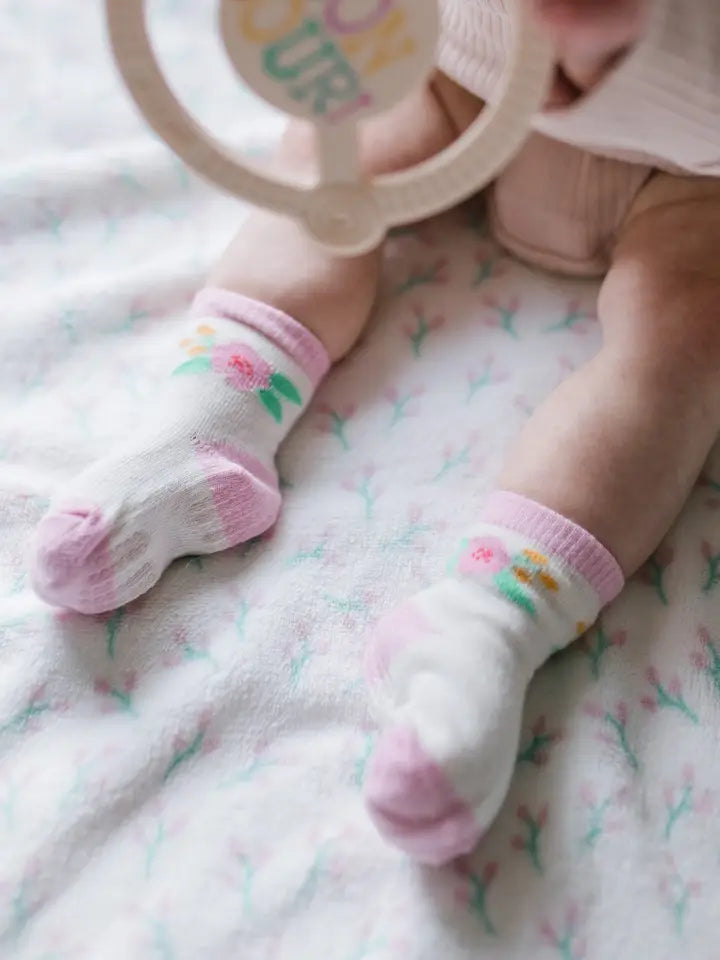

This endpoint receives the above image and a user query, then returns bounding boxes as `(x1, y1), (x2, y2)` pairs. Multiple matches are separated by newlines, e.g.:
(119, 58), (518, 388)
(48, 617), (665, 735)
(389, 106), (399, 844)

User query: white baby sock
(364, 492), (624, 864)
(31, 289), (329, 614)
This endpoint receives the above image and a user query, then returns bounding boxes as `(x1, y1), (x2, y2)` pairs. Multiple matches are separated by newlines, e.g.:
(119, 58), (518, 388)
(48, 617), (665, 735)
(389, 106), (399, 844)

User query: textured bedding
(2, 3), (720, 959)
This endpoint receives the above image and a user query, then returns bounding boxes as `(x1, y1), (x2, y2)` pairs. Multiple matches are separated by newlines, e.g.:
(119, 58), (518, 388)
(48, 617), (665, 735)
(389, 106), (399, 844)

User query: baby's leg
(365, 172), (720, 863)
(31, 82), (465, 614)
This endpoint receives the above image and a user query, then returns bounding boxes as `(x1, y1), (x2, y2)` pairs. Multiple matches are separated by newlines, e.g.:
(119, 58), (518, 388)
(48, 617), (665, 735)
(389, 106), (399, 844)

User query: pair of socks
(30, 289), (623, 864)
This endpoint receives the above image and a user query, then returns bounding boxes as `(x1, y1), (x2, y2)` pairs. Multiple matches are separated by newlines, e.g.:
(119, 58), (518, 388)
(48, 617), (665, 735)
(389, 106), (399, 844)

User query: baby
(31, 0), (720, 864)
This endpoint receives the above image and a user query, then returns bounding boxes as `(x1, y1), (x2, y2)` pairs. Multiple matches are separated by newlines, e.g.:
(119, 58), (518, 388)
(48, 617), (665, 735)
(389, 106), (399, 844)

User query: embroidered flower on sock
(172, 326), (303, 423)
(454, 539), (562, 618)
(212, 343), (272, 391)
(458, 537), (510, 575)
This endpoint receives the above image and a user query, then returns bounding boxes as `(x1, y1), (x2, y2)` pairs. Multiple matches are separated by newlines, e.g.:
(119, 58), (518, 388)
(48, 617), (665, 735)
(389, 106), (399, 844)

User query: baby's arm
(535, 0), (720, 175)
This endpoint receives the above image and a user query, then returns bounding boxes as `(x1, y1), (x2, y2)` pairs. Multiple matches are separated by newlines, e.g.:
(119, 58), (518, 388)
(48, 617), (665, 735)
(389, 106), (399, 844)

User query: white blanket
(2, 3), (720, 959)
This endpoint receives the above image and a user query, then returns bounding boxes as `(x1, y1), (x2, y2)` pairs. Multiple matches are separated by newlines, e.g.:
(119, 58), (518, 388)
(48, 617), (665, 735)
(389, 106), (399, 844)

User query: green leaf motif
(258, 389), (283, 423)
(172, 356), (212, 376)
(270, 373), (302, 405)
(494, 569), (537, 618)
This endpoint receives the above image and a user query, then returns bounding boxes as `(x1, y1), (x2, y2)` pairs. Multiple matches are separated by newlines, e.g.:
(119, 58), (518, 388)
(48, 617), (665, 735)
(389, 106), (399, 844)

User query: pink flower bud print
(458, 537), (510, 576)
(211, 343), (273, 392)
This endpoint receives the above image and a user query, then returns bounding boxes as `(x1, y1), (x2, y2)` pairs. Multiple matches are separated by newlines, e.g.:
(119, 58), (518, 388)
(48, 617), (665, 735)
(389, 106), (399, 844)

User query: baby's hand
(531, 0), (649, 99)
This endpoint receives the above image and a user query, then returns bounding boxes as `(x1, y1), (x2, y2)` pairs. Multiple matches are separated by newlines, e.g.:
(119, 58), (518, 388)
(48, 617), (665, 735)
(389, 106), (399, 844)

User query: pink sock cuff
(482, 491), (625, 606)
(192, 287), (330, 387)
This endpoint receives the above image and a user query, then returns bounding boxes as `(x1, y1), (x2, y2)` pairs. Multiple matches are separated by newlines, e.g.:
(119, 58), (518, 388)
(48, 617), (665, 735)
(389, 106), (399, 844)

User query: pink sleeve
(534, 0), (720, 176)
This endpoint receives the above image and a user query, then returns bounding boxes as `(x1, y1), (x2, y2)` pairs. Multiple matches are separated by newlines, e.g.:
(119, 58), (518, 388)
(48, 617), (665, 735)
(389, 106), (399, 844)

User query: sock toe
(31, 506), (113, 609)
(365, 726), (482, 865)
(32, 507), (108, 578)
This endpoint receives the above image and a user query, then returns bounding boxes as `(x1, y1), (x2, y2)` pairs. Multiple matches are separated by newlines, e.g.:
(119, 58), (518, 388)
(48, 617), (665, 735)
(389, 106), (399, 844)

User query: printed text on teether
(237, 0), (416, 123)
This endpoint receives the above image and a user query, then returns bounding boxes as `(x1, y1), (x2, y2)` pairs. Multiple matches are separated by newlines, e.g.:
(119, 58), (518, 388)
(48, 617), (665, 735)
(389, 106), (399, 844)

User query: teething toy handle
(107, 0), (553, 255)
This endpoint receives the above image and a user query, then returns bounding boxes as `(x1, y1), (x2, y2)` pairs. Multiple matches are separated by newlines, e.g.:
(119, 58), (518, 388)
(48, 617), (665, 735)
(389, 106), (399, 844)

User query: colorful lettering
(263, 19), (337, 81)
(323, 0), (393, 35)
(337, 7), (415, 78)
(240, 0), (306, 45)
(290, 56), (363, 116)
(239, 0), (420, 123)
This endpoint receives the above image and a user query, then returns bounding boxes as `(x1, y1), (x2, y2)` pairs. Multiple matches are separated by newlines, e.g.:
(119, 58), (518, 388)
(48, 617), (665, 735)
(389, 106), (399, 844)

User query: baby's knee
(600, 174), (720, 377)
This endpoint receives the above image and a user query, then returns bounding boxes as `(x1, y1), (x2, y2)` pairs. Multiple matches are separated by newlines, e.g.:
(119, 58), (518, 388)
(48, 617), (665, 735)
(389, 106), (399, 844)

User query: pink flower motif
(458, 537), (510, 576)
(211, 343), (272, 392)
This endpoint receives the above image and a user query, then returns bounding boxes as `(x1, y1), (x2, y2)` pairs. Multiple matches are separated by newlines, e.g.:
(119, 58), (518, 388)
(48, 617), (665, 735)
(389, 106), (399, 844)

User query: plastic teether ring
(106, 0), (554, 255)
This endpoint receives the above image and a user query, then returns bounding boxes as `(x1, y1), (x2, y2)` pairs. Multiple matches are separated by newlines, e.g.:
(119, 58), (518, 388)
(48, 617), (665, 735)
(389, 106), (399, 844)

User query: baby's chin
(531, 0), (648, 49)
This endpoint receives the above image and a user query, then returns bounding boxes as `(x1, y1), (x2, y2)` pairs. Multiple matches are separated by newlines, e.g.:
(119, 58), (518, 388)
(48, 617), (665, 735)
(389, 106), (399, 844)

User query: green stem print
(660, 860), (702, 936)
(639, 545), (674, 604)
(394, 258), (448, 296)
(100, 607), (126, 660)
(286, 540), (326, 567)
(118, 303), (150, 334)
(664, 784), (693, 841)
(236, 599), (250, 641)
(404, 307), (445, 357)
(472, 255), (501, 287)
(94, 673), (138, 717)
(144, 821), (167, 878)
(701, 540), (720, 593)
(693, 627), (720, 699)
(381, 510), (433, 551)
(642, 669), (699, 725)
(582, 798), (612, 851)
(149, 919), (175, 960)
(482, 294), (521, 339)
(237, 854), (255, 918)
(545, 300), (596, 334)
(353, 732), (376, 788)
(316, 402), (355, 450)
(540, 906), (584, 960)
(516, 716), (561, 766)
(455, 861), (499, 936)
(221, 755), (274, 789)
(342, 467), (381, 520)
(293, 845), (329, 910)
(348, 938), (386, 960)
(580, 624), (627, 680)
(323, 592), (370, 620)
(9, 877), (34, 939)
(432, 441), (473, 483)
(466, 355), (507, 403)
(1, 780), (17, 830)
(585, 701), (639, 771)
(163, 713), (213, 782)
(164, 629), (219, 671)
(290, 637), (312, 689)
(384, 385), (424, 428)
(511, 804), (548, 873)
(0, 686), (52, 735)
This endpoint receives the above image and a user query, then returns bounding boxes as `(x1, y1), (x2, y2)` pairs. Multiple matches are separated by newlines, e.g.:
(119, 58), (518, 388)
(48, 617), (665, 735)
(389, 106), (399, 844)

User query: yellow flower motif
(576, 621), (588, 637)
(188, 345), (208, 357)
(537, 571), (559, 592)
(197, 324), (216, 336)
(522, 549), (548, 567)
(513, 566), (532, 584)
(179, 338), (193, 348)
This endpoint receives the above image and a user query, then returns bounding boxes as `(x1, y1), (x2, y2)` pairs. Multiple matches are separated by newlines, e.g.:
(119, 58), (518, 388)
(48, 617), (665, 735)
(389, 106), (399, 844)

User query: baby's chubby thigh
(599, 172), (720, 375)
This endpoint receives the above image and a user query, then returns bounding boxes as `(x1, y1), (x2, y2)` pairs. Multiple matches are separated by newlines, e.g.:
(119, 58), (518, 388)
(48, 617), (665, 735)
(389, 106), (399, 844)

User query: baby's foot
(31, 290), (328, 614)
(364, 493), (623, 864)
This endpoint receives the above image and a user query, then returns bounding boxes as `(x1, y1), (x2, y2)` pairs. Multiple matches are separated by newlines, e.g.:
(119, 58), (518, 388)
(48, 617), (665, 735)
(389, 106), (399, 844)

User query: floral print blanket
(2, 2), (719, 958)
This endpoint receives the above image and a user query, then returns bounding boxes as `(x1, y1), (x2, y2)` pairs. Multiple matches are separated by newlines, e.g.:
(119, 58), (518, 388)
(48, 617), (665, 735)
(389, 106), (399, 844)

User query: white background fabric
(2, 2), (720, 958)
